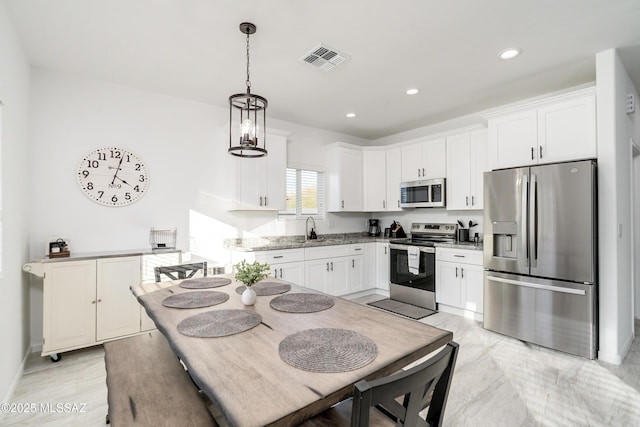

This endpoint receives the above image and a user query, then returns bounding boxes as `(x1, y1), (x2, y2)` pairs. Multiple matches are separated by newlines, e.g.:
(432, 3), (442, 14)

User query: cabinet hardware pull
(384, 247), (387, 255)
(466, 196), (469, 206)
(472, 196), (475, 205)
(417, 168), (421, 177)
(422, 168), (425, 176)
(273, 255), (284, 259)
(461, 268), (464, 279)
(331, 262), (334, 271)
(92, 300), (96, 304)
(326, 263), (329, 272)
(264, 196), (268, 206)
(531, 147), (534, 160)
(341, 200), (344, 208)
(455, 267), (458, 278)
(352, 259), (354, 268)
(397, 200), (400, 208)
(383, 200), (386, 209)
(279, 268), (283, 278)
(454, 254), (465, 258)
(98, 299), (102, 303)
(274, 269), (278, 278)
(354, 248), (362, 251)
(539, 146), (543, 158)
(259, 196), (263, 206)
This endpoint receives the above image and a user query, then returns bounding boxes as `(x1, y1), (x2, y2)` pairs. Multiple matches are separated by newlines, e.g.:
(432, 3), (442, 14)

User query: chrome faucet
(305, 216), (317, 241)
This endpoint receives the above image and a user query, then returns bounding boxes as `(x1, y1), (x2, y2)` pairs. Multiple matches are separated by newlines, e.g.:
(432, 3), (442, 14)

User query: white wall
(27, 69), (370, 348)
(0, 2), (31, 413)
(595, 49), (640, 364)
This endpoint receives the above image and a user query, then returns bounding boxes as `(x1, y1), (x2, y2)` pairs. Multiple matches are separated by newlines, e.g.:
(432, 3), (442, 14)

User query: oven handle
(389, 244), (435, 254)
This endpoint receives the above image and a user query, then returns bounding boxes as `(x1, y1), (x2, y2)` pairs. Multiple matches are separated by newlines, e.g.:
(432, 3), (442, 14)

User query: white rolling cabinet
(435, 248), (484, 320)
(96, 256), (142, 341)
(42, 260), (97, 357)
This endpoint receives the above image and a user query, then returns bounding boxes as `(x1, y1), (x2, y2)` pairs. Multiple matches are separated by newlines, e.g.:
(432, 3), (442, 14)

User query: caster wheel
(50, 353), (62, 363)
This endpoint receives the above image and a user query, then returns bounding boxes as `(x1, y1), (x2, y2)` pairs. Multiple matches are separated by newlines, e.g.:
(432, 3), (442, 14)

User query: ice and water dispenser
(491, 221), (518, 259)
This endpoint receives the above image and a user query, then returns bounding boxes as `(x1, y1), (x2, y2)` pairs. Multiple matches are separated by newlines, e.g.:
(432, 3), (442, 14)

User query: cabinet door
(435, 261), (461, 307)
(363, 150), (387, 211)
(469, 129), (489, 209)
(96, 256), (142, 341)
(385, 147), (403, 211)
(375, 243), (390, 291)
(537, 95), (596, 164)
(349, 255), (365, 293)
(364, 243), (377, 289)
(488, 109), (537, 169)
(273, 261), (305, 285)
(42, 260), (97, 354)
(304, 259), (330, 292)
(446, 133), (472, 210)
(326, 146), (363, 211)
(461, 263), (484, 314)
(401, 143), (423, 181)
(264, 134), (287, 210)
(328, 257), (350, 296)
(422, 138), (446, 179)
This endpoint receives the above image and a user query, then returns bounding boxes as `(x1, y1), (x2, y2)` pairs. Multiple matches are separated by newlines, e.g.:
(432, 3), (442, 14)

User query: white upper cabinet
(446, 129), (488, 210)
(229, 134), (287, 210)
(488, 88), (596, 170)
(363, 149), (387, 211)
(326, 144), (363, 212)
(401, 137), (446, 181)
(385, 147), (403, 211)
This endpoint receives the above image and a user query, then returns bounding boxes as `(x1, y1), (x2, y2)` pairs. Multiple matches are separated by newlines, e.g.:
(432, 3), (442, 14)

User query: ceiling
(4, 0), (640, 140)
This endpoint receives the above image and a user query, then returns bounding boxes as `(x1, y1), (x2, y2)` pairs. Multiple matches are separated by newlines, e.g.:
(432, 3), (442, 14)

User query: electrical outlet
(626, 94), (635, 114)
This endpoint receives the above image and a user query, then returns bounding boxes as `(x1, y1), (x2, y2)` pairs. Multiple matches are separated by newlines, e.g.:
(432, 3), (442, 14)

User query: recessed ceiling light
(499, 48), (522, 60)
(346, 113), (356, 118)
(406, 88), (420, 95)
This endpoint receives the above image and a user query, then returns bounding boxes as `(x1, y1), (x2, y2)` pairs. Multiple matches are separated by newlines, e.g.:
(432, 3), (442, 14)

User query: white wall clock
(77, 147), (150, 206)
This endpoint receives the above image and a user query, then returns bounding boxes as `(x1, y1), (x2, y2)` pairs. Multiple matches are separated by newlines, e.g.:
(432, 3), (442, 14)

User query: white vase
(241, 287), (257, 306)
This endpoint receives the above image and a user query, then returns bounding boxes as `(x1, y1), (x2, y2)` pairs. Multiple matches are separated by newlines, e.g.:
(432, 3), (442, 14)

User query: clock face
(77, 147), (149, 206)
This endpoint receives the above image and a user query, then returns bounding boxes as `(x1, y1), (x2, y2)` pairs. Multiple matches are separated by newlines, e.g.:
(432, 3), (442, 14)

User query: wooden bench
(104, 331), (218, 426)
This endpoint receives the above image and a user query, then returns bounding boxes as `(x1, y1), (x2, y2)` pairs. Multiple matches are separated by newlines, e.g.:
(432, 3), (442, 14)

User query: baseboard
(436, 304), (484, 322)
(1, 348), (30, 423)
(598, 332), (634, 365)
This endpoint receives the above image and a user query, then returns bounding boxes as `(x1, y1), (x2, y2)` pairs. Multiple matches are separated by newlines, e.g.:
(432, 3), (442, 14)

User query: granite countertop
(35, 248), (181, 263)
(224, 233), (483, 252)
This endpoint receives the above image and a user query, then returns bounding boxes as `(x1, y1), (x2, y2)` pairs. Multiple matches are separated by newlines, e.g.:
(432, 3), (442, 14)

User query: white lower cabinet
(42, 255), (150, 357)
(435, 248), (484, 320)
(271, 261), (305, 284)
(375, 242), (390, 291)
(304, 244), (368, 296)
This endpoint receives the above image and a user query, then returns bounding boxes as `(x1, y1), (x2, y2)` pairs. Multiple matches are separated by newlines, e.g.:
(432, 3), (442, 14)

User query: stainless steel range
(389, 223), (458, 310)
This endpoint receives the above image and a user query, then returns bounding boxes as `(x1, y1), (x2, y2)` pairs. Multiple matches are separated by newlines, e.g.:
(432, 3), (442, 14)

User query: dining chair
(154, 262), (208, 282)
(300, 341), (459, 427)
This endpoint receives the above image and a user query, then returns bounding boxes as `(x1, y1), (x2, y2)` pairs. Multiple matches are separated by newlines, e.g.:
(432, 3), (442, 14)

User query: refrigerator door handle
(521, 174), (529, 267)
(530, 174), (538, 267)
(486, 275), (586, 296)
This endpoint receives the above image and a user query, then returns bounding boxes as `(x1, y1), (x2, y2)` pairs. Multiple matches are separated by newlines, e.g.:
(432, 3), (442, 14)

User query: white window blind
(281, 168), (324, 218)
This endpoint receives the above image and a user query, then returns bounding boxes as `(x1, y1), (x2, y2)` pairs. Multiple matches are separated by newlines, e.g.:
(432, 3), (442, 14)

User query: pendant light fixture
(228, 22), (268, 158)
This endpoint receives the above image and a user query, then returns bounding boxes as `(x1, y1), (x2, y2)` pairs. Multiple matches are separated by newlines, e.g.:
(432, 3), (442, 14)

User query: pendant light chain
(245, 32), (251, 90)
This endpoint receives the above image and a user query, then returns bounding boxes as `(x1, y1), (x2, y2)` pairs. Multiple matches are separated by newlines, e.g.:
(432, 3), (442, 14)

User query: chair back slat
(154, 262), (208, 282)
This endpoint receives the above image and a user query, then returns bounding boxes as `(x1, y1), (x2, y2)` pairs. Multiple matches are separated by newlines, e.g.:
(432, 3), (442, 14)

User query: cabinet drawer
(349, 244), (365, 255)
(254, 248), (305, 264)
(305, 244), (352, 260)
(436, 248), (483, 265)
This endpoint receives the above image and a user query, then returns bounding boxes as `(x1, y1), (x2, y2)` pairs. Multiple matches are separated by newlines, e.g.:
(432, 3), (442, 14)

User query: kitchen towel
(408, 246), (420, 275)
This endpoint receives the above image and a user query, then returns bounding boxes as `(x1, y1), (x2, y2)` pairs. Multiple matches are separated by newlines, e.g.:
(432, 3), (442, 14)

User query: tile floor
(3, 298), (640, 426)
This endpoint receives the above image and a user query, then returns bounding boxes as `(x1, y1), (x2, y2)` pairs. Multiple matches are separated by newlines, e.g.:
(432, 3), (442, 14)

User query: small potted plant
(234, 260), (271, 305)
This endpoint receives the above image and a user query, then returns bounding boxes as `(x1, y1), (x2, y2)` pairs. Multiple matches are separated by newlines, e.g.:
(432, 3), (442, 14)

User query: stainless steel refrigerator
(483, 160), (597, 359)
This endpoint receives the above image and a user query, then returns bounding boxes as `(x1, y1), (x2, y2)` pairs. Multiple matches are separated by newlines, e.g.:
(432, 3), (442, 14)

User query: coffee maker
(368, 219), (381, 237)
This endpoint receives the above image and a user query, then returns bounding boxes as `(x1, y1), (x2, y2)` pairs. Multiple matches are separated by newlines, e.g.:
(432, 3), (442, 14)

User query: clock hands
(111, 152), (126, 185)
(114, 175), (133, 187)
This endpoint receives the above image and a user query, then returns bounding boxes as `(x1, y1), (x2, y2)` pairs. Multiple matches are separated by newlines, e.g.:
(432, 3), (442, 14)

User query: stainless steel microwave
(400, 178), (446, 208)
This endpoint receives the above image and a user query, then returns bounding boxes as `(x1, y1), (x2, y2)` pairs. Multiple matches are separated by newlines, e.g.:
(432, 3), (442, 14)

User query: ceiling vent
(299, 44), (349, 71)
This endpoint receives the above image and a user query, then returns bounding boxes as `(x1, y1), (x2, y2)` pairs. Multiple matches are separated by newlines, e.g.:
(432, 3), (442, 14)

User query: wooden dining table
(132, 275), (453, 427)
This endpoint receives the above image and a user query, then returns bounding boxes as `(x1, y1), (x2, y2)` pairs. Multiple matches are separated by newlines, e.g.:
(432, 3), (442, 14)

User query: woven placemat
(279, 328), (378, 373)
(177, 309), (262, 338)
(162, 291), (229, 309)
(180, 277), (231, 289)
(235, 281), (291, 296)
(270, 293), (334, 313)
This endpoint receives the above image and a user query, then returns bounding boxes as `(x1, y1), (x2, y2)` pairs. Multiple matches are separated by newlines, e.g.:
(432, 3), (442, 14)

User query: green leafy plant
(234, 260), (271, 287)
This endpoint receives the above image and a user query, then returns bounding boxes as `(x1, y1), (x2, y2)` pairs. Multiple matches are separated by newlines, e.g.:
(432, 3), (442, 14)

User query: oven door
(389, 244), (435, 292)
